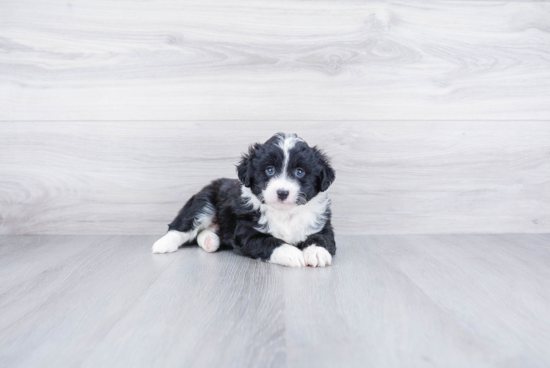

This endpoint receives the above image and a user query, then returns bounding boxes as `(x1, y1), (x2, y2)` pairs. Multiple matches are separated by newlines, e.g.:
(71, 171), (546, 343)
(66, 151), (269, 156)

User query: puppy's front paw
(152, 232), (181, 254)
(269, 244), (305, 267)
(303, 245), (332, 267)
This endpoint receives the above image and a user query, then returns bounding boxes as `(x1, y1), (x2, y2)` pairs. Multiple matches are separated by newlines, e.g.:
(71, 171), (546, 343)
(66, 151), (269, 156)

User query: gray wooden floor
(1, 234), (549, 368)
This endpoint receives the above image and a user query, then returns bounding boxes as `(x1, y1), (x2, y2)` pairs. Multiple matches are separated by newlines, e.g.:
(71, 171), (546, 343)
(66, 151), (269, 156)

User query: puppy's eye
(265, 166), (276, 176)
(295, 168), (305, 178)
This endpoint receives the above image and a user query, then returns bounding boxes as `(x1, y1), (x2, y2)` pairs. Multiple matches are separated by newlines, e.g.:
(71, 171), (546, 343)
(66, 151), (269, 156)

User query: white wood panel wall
(1, 121), (549, 235)
(0, 0), (549, 234)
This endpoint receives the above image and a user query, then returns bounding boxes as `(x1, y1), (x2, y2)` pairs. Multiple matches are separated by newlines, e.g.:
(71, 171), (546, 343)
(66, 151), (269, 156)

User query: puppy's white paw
(269, 244), (305, 267)
(152, 231), (185, 254)
(303, 245), (332, 267)
(197, 230), (220, 253)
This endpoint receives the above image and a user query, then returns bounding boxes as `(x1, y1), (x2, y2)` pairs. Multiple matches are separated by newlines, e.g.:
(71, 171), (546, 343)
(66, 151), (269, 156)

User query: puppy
(152, 132), (336, 267)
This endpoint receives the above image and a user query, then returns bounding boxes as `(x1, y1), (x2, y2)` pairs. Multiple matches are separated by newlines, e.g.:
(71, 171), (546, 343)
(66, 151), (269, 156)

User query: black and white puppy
(152, 132), (336, 267)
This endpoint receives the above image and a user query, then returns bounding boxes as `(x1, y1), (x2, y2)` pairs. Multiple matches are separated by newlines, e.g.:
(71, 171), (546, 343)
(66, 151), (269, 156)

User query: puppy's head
(237, 133), (335, 210)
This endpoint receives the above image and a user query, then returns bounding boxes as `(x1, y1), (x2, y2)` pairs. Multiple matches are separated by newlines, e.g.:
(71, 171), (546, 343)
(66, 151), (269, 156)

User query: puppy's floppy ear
(315, 147), (335, 192)
(236, 143), (259, 188)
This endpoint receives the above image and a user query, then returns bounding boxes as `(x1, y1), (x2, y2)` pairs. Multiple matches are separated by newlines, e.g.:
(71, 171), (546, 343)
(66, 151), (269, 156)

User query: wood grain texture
(1, 1), (550, 120)
(283, 234), (550, 367)
(0, 235), (176, 368)
(283, 236), (498, 368)
(1, 234), (550, 367)
(0, 235), (101, 294)
(1, 121), (549, 235)
(381, 233), (550, 366)
(80, 246), (285, 368)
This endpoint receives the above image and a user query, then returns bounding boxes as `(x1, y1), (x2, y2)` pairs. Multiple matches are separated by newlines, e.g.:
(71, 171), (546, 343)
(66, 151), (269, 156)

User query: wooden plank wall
(0, 0), (549, 234)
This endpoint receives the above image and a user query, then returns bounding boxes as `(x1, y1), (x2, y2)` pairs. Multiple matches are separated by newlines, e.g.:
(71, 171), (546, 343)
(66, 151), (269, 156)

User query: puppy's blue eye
(295, 168), (305, 178)
(265, 166), (275, 176)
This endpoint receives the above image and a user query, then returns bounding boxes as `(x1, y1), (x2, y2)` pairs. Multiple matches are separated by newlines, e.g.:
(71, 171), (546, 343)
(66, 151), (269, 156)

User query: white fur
(197, 228), (220, 253)
(303, 245), (332, 267)
(277, 133), (302, 170)
(269, 244), (305, 267)
(152, 203), (215, 253)
(241, 186), (330, 245)
(152, 230), (190, 253)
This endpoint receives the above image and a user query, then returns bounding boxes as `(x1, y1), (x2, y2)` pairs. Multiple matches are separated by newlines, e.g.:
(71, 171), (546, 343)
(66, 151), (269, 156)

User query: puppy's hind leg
(152, 192), (216, 254)
(197, 227), (220, 253)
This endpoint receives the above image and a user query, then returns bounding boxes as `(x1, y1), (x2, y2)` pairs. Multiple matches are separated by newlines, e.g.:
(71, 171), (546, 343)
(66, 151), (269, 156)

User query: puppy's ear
(236, 143), (259, 187)
(315, 148), (335, 192)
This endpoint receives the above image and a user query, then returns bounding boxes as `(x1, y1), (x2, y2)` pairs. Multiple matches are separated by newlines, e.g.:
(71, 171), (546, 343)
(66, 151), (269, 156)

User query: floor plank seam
(80, 251), (180, 361)
(0, 236), (120, 335)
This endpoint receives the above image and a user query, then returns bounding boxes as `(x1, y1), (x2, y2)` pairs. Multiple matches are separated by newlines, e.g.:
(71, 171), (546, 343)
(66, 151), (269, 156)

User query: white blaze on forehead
(276, 133), (302, 173)
(259, 133), (303, 209)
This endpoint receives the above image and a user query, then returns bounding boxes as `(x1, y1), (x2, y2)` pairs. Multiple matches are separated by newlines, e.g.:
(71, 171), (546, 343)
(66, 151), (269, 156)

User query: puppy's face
(237, 133), (335, 210)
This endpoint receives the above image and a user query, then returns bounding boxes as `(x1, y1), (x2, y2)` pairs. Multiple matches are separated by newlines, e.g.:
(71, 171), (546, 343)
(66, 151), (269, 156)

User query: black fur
(166, 133), (336, 262)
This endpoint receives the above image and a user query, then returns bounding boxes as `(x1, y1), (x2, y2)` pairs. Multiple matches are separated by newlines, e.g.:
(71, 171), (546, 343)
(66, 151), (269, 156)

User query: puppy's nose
(277, 190), (289, 201)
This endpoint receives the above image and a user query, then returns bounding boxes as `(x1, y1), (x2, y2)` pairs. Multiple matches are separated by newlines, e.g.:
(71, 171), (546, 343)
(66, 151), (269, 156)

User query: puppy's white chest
(266, 212), (311, 245)
(259, 198), (328, 245)
(244, 188), (330, 246)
